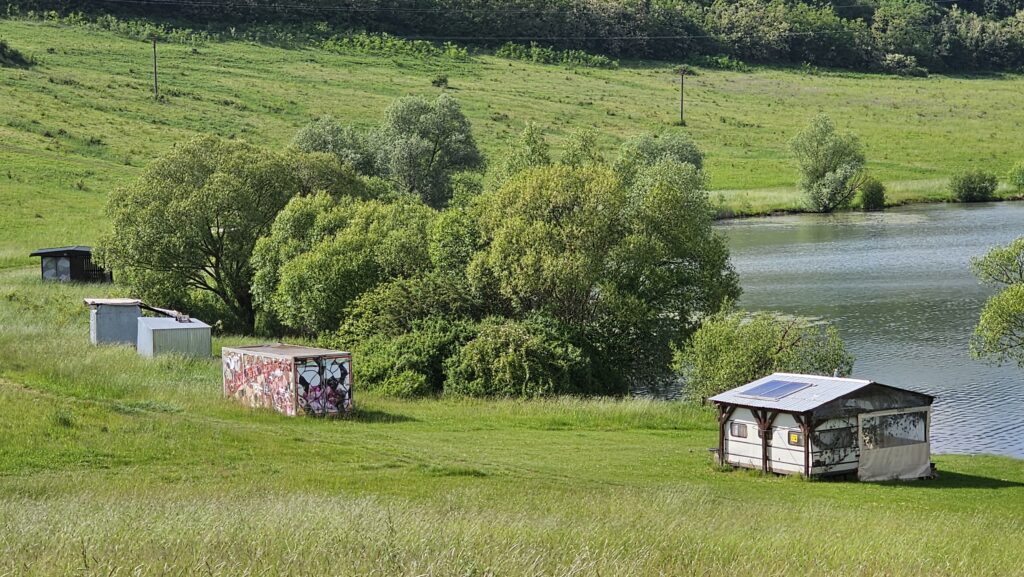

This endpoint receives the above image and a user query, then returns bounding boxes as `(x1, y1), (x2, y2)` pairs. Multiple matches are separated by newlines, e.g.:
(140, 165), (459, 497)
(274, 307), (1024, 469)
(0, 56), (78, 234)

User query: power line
(85, 0), (967, 15)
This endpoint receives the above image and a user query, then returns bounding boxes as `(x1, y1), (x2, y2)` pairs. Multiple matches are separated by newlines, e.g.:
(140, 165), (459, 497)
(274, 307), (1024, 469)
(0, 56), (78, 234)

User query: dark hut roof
(29, 246), (93, 257)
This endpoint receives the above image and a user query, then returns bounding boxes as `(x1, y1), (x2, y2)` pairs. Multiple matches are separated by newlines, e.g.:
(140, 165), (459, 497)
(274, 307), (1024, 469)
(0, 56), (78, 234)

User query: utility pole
(151, 37), (158, 100)
(673, 65), (692, 126)
(679, 70), (685, 125)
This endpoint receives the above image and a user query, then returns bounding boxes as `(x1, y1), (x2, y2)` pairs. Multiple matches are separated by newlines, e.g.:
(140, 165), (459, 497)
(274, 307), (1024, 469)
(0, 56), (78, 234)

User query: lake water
(721, 202), (1024, 458)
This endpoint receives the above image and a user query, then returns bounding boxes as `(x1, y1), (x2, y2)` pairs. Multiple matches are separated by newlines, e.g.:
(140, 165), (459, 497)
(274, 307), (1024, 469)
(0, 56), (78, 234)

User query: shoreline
(714, 190), (1024, 221)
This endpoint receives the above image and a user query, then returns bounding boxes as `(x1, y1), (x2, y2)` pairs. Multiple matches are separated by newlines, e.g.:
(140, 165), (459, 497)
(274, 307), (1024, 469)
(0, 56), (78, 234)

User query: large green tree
(468, 158), (739, 392)
(252, 193), (435, 335)
(971, 237), (1024, 366)
(375, 94), (483, 209)
(675, 309), (855, 402)
(790, 114), (866, 213)
(97, 136), (365, 333)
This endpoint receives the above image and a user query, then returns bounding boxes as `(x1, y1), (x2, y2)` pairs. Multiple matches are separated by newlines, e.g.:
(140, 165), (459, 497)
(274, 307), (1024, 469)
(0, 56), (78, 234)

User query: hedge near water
(6, 0), (1024, 72)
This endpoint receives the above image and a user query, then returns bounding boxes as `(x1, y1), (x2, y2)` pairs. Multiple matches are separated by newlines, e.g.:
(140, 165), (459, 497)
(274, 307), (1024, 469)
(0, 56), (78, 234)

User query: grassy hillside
(2, 268), (1024, 576)
(2, 19), (1024, 267)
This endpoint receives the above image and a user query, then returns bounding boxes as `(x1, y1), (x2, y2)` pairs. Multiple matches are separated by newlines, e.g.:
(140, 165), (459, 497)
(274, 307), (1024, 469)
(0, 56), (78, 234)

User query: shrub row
(495, 42), (618, 68)
(8, 0), (1024, 72)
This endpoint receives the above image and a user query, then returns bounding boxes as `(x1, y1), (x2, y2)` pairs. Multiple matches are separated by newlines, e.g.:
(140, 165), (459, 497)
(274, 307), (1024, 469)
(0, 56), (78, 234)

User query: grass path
(3, 19), (1024, 266)
(1, 268), (1023, 575)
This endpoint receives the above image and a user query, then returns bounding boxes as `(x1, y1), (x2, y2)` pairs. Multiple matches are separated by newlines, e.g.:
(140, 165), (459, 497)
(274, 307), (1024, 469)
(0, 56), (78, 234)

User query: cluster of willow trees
(99, 94), (854, 398)
(7, 0), (1024, 72)
(99, 95), (738, 396)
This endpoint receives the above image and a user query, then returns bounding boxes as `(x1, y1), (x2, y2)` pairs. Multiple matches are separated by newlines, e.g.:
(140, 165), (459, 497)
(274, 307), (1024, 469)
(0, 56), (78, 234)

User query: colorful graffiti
(297, 356), (352, 416)
(223, 351), (296, 416)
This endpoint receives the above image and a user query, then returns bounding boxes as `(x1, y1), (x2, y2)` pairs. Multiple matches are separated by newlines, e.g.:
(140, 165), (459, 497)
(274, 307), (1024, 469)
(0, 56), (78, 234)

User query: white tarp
(858, 407), (932, 481)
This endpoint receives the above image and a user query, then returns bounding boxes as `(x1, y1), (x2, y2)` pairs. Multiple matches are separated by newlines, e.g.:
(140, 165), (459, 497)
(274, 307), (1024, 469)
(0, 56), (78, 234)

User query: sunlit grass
(3, 19), (1024, 266)
(1, 268), (1023, 575)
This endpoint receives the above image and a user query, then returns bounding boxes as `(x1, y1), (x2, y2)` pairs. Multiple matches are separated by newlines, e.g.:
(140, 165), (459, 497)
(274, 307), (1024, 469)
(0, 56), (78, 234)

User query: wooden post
(796, 413), (812, 477)
(679, 71), (685, 125)
(717, 404), (736, 466)
(151, 37), (158, 100)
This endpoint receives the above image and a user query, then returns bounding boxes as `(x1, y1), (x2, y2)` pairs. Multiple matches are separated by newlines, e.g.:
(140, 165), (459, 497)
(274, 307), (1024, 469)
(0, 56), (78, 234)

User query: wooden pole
(679, 71), (684, 125)
(152, 38), (158, 100)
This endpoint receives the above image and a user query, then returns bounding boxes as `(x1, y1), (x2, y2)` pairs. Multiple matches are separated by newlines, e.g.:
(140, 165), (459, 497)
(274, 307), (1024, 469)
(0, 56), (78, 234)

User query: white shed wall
(137, 318), (211, 358)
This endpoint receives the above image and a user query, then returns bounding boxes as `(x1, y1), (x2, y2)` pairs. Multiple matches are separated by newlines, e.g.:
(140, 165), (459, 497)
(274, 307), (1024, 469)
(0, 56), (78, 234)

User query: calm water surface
(721, 202), (1024, 458)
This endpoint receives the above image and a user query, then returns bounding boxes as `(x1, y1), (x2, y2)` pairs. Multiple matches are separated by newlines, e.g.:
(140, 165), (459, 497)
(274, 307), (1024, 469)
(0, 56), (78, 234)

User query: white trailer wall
(724, 409), (806, 474)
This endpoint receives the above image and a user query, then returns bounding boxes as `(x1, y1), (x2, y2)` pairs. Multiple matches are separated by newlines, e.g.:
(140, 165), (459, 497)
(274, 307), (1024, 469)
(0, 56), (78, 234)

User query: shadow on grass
(907, 470), (1024, 490)
(348, 408), (418, 424)
(820, 470), (1024, 489)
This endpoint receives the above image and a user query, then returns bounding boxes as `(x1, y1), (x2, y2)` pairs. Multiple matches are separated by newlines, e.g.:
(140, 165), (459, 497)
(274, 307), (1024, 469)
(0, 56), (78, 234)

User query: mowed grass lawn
(3, 19), (1024, 266)
(1, 269), (1024, 576)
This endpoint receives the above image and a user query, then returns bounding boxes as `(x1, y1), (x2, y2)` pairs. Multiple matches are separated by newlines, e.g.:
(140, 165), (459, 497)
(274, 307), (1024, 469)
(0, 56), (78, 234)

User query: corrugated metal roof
(223, 343), (349, 358)
(708, 372), (874, 412)
(138, 317), (210, 330)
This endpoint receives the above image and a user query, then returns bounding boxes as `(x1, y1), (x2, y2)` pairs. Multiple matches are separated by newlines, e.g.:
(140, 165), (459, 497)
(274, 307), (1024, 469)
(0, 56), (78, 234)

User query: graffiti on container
(223, 352), (296, 416)
(297, 356), (352, 416)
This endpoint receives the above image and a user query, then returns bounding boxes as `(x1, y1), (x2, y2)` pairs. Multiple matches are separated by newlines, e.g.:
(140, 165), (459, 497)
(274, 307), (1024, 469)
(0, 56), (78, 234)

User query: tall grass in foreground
(2, 485), (1022, 576)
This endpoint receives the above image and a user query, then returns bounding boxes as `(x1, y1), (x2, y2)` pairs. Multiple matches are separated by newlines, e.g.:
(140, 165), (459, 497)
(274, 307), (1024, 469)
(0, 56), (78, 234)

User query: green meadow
(3, 19), (1024, 267)
(4, 18), (1024, 575)
(1, 269), (1024, 576)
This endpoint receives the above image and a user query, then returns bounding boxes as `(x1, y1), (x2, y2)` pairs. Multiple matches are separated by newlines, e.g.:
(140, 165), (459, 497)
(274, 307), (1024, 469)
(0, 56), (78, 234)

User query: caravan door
(857, 407), (932, 481)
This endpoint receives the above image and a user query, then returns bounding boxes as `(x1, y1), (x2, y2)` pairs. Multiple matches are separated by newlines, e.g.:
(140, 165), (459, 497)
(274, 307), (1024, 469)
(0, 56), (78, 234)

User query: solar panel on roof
(739, 379), (812, 400)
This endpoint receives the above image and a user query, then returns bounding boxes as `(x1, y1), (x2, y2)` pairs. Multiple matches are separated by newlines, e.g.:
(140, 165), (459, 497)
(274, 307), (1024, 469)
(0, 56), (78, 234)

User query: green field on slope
(1, 268), (1023, 576)
(3, 19), (1024, 267)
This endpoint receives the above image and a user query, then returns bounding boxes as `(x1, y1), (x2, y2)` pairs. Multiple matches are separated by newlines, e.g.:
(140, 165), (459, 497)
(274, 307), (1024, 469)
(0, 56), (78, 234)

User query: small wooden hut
(30, 246), (111, 283)
(709, 373), (934, 481)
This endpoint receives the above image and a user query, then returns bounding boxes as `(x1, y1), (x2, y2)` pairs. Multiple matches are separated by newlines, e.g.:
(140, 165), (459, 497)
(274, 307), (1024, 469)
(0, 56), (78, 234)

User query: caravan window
(861, 411), (928, 449)
(788, 431), (803, 446)
(729, 422), (748, 438)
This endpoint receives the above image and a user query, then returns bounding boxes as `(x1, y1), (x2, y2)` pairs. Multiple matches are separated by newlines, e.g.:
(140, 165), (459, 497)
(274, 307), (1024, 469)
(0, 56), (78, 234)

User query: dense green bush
(493, 123), (551, 186)
(294, 94), (483, 209)
(1007, 162), (1024, 191)
(322, 33), (469, 60)
(790, 114), (866, 213)
(880, 53), (928, 76)
(950, 169), (998, 202)
(469, 158), (738, 392)
(613, 132), (704, 188)
(859, 177), (886, 211)
(675, 309), (854, 402)
(341, 316), (478, 397)
(495, 42), (618, 69)
(0, 38), (33, 67)
(291, 116), (378, 176)
(252, 194), (435, 335)
(444, 316), (592, 397)
(375, 94), (483, 209)
(970, 237), (1024, 367)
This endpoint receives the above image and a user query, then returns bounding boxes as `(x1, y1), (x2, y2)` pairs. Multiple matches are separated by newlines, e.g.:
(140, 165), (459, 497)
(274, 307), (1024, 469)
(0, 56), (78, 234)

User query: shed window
(788, 431), (803, 446)
(729, 422), (747, 438)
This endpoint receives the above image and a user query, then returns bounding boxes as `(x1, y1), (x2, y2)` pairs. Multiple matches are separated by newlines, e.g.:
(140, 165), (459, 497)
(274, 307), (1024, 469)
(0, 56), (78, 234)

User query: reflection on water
(722, 202), (1024, 458)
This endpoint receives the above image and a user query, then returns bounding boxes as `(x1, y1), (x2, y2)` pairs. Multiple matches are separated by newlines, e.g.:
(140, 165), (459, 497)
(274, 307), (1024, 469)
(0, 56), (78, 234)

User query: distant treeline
(5, 0), (1024, 72)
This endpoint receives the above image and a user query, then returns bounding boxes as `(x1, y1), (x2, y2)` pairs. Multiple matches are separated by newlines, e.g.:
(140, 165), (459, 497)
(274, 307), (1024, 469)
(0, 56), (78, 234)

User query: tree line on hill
(97, 94), (858, 399)
(6, 0), (1024, 73)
